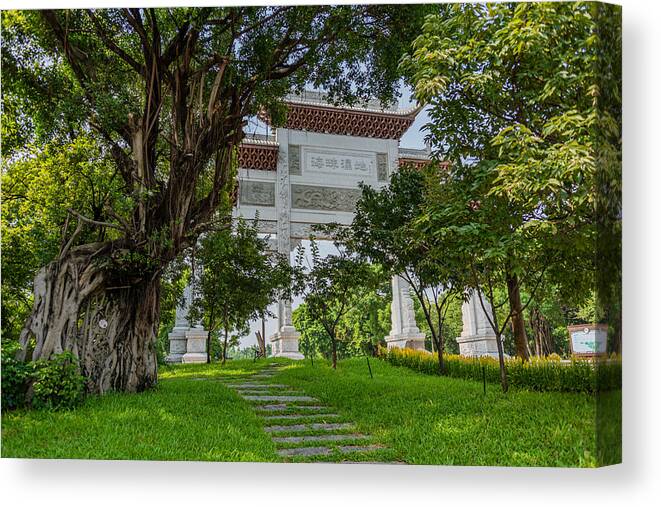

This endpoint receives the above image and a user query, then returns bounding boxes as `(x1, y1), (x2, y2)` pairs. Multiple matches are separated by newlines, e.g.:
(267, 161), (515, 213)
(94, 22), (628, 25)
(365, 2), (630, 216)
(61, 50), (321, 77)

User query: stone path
(220, 363), (393, 463)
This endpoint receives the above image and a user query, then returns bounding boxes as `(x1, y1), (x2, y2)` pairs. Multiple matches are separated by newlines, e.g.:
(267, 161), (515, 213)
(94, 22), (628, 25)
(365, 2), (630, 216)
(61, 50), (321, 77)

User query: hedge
(380, 347), (621, 393)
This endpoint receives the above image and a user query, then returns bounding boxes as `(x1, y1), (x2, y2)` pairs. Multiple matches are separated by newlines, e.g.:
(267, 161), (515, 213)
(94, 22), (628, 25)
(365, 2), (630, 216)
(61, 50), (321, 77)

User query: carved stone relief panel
(376, 152), (388, 181)
(288, 144), (301, 175)
(239, 180), (276, 207)
(303, 147), (375, 177)
(290, 222), (336, 241)
(291, 184), (362, 212)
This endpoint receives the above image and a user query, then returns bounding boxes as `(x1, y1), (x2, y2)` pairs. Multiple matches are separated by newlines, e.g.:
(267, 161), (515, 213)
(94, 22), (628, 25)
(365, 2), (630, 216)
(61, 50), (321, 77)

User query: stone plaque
(239, 180), (276, 207)
(288, 145), (301, 175)
(376, 153), (388, 181)
(291, 184), (362, 212)
(304, 148), (375, 177)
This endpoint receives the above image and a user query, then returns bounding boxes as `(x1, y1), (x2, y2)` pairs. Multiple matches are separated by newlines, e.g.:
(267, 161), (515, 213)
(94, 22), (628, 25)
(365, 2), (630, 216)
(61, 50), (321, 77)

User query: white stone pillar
(166, 284), (190, 363)
(166, 269), (208, 364)
(385, 275), (425, 350)
(456, 289), (500, 357)
(270, 132), (303, 359)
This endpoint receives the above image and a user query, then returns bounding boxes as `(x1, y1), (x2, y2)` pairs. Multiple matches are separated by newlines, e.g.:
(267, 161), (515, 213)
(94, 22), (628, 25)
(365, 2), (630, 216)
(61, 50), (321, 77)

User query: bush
(2, 344), (86, 411)
(30, 351), (86, 410)
(379, 346), (621, 394)
(1, 341), (31, 410)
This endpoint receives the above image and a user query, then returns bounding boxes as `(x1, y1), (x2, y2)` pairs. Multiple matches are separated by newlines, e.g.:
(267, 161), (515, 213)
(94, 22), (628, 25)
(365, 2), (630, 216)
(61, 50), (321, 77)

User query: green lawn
(1, 357), (601, 466)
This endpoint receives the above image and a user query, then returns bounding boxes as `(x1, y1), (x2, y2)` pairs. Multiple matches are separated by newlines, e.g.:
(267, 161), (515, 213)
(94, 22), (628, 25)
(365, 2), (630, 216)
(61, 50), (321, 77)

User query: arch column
(270, 135), (304, 359)
(457, 290), (499, 357)
(386, 275), (425, 350)
(166, 266), (208, 364)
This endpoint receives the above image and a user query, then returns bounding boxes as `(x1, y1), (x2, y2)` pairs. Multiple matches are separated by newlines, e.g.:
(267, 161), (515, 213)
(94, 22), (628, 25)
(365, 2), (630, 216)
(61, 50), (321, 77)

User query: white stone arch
(168, 93), (490, 361)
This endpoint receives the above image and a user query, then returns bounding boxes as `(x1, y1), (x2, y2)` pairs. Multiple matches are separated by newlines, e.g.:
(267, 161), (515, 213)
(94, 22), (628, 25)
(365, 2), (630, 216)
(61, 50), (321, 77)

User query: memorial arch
(168, 91), (498, 362)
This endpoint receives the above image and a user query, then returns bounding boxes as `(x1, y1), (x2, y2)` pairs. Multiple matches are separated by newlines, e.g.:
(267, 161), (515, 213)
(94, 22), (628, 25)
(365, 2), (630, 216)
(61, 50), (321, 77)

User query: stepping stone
(264, 423), (352, 433)
(254, 404), (289, 411)
(340, 461), (399, 465)
(240, 395), (317, 402)
(262, 414), (340, 421)
(338, 445), (384, 454)
(272, 434), (370, 444)
(255, 404), (329, 412)
(225, 384), (289, 388)
(277, 447), (331, 457)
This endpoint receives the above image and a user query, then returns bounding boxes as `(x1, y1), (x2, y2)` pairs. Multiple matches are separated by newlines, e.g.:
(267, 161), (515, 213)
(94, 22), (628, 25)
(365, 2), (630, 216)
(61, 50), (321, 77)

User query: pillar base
(181, 328), (208, 364)
(456, 333), (500, 357)
(385, 332), (426, 350)
(270, 326), (304, 359)
(166, 326), (188, 363)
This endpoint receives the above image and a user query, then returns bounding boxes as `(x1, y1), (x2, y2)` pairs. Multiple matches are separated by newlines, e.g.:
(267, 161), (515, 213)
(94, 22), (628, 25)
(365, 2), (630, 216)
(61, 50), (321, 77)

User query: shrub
(379, 346), (621, 394)
(30, 352), (86, 410)
(1, 341), (31, 410)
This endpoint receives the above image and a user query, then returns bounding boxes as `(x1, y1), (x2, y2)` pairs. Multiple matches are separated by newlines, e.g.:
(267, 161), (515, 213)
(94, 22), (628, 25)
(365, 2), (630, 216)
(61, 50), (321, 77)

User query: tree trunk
(530, 306), (554, 356)
(506, 273), (530, 360)
(222, 329), (229, 365)
(222, 306), (229, 365)
(330, 334), (338, 369)
(19, 246), (159, 394)
(436, 342), (444, 376)
(494, 331), (509, 393)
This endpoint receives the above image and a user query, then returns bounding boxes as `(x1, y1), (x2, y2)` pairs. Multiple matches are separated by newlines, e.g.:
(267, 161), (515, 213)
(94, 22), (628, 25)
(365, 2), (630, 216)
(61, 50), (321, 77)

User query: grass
(1, 356), (607, 466)
(1, 359), (282, 462)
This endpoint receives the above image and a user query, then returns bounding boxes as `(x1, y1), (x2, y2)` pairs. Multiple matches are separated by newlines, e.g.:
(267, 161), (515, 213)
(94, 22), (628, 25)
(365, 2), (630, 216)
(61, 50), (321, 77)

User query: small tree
(347, 166), (470, 375)
(296, 239), (377, 369)
(191, 219), (293, 364)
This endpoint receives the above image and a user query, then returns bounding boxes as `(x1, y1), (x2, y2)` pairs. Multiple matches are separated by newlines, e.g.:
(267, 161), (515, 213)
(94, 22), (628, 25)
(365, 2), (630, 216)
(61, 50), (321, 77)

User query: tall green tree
(401, 2), (620, 359)
(347, 166), (470, 374)
(1, 137), (126, 343)
(190, 219), (293, 364)
(3, 6), (429, 392)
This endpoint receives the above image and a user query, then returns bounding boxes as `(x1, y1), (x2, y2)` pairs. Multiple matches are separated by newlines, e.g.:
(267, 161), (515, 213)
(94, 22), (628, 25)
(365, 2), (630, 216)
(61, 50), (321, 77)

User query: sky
(240, 85), (428, 349)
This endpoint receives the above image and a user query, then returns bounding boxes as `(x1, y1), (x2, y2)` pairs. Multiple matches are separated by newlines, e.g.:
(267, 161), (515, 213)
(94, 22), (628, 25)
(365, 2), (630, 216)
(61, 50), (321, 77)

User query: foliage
(294, 267), (391, 362)
(347, 165), (470, 373)
(1, 136), (126, 341)
(1, 341), (32, 410)
(295, 239), (380, 368)
(1, 343), (86, 411)
(191, 218), (294, 363)
(399, 2), (621, 385)
(30, 352), (86, 410)
(381, 346), (621, 394)
(3, 6), (431, 390)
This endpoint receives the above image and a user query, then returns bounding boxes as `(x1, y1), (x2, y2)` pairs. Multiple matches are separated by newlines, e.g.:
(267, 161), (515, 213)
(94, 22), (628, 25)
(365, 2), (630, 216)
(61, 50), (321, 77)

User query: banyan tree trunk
(18, 244), (159, 394)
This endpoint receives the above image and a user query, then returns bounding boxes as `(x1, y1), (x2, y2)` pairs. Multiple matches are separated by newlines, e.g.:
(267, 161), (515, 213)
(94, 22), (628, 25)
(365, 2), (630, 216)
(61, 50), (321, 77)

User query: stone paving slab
(262, 413), (340, 421)
(264, 423), (352, 433)
(240, 395), (317, 402)
(255, 404), (329, 412)
(272, 434), (370, 444)
(225, 383), (289, 389)
(277, 446), (331, 457)
(238, 390), (300, 396)
(338, 445), (384, 453)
